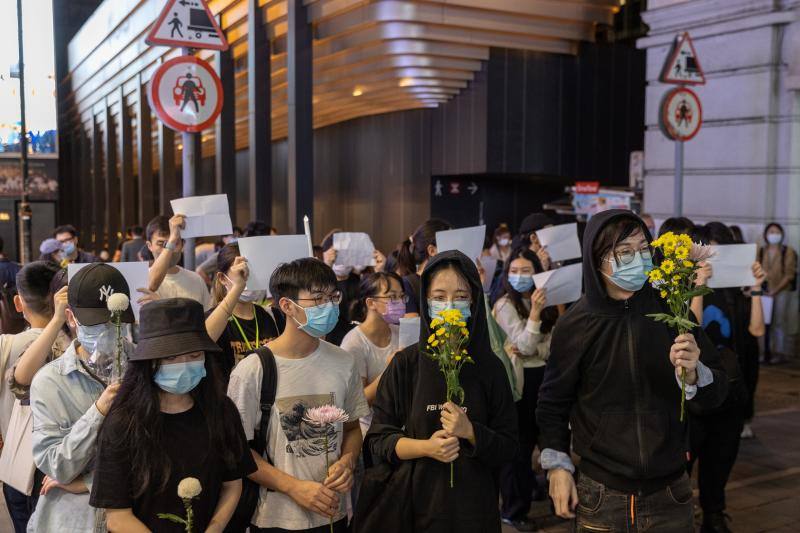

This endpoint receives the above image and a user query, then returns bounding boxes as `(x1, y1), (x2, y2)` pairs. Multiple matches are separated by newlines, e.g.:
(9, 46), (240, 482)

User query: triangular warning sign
(146, 0), (229, 51)
(661, 32), (705, 85)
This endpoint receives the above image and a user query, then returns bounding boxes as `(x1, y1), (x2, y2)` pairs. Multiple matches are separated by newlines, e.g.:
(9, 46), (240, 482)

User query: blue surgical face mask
(508, 274), (534, 293)
(154, 359), (206, 394)
(291, 301), (340, 338)
(427, 299), (472, 322)
(63, 241), (76, 256)
(77, 322), (114, 354)
(603, 251), (654, 292)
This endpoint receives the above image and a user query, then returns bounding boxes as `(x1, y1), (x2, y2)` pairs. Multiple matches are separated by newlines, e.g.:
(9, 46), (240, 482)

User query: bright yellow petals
(661, 260), (676, 274)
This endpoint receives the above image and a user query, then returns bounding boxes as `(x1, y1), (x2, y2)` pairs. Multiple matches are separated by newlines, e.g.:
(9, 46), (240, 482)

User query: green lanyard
(230, 305), (259, 352)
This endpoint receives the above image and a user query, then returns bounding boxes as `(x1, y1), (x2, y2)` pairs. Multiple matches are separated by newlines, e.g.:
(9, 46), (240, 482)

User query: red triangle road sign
(146, 0), (229, 51)
(660, 32), (705, 85)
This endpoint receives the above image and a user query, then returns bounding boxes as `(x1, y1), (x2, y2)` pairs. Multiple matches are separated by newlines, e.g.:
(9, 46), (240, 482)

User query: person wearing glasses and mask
(227, 258), (369, 533)
(537, 210), (728, 532)
(354, 251), (518, 533)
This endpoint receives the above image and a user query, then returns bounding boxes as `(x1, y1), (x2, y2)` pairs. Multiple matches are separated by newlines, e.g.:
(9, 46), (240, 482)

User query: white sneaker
(741, 424), (754, 439)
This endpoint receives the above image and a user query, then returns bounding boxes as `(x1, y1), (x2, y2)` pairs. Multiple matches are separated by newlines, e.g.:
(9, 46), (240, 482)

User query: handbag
(224, 347), (277, 533)
(0, 400), (36, 495)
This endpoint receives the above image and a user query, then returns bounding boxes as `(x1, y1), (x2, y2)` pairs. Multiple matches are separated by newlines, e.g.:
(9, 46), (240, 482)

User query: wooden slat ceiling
(64, 0), (620, 147)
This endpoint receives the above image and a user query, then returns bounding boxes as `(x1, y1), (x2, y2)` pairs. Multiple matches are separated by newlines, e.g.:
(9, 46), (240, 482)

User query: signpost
(659, 32), (705, 217)
(146, 0), (228, 269)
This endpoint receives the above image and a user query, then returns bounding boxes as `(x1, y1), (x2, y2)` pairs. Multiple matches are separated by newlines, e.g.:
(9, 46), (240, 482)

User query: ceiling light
(399, 77), (414, 87)
(352, 88), (363, 97)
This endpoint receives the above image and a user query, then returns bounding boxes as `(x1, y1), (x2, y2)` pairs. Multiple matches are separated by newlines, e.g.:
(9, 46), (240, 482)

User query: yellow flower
(661, 260), (675, 274)
(457, 321), (466, 327)
(462, 349), (468, 354)
(460, 328), (469, 336)
(678, 234), (693, 247)
(660, 290), (668, 298)
(431, 340), (439, 347)
(683, 260), (694, 268)
(673, 275), (681, 282)
(455, 355), (462, 361)
(431, 318), (443, 328)
(427, 334), (435, 344)
(648, 269), (663, 281)
(435, 328), (445, 337)
(675, 246), (689, 260)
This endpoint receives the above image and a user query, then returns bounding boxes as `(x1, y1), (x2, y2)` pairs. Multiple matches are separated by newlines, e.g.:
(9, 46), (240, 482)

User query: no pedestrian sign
(146, 0), (229, 51)
(148, 56), (223, 133)
(660, 87), (702, 142)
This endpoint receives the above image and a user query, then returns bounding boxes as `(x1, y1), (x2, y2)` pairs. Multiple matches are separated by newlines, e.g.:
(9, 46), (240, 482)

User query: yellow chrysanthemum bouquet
(425, 308), (474, 487)
(647, 231), (714, 421)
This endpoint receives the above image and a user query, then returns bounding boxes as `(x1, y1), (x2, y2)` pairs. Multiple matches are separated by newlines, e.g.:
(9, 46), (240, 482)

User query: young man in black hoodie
(355, 250), (518, 533)
(536, 210), (728, 532)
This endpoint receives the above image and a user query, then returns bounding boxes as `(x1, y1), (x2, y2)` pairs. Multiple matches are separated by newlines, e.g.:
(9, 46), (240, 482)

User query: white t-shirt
(0, 328), (48, 439)
(153, 267), (212, 311)
(227, 340), (370, 530)
(339, 324), (399, 434)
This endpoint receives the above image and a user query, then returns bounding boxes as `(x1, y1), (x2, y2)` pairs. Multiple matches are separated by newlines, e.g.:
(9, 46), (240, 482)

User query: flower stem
(450, 463), (454, 488)
(325, 430), (332, 533)
(680, 367), (686, 422)
(183, 498), (194, 533)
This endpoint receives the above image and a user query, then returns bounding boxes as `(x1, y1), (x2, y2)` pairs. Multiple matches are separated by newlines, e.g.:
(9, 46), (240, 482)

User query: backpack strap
(252, 347), (277, 457)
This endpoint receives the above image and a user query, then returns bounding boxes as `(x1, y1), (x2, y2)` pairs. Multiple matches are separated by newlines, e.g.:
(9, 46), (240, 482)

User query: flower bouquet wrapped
(425, 308), (474, 487)
(647, 232), (714, 421)
(303, 405), (349, 533)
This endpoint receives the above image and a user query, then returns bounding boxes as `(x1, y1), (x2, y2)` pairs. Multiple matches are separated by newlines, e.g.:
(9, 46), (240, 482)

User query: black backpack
(225, 347), (277, 533)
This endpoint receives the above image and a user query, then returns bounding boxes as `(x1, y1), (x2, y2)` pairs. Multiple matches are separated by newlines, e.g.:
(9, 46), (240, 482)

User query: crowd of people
(0, 208), (794, 533)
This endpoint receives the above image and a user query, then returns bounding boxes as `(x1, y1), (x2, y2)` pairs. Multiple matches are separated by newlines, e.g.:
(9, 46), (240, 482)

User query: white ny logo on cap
(99, 285), (115, 302)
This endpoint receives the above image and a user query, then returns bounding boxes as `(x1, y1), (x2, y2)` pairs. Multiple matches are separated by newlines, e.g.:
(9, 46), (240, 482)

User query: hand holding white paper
(706, 244), (757, 289)
(333, 233), (376, 267)
(531, 263), (583, 306)
(68, 262), (150, 321)
(536, 223), (582, 262)
(436, 225), (486, 267)
(237, 235), (311, 292)
(399, 317), (421, 350)
(170, 194), (233, 239)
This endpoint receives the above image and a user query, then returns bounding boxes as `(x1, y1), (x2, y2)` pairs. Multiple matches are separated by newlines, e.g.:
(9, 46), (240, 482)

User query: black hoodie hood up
(356, 250), (518, 533)
(535, 209), (728, 495)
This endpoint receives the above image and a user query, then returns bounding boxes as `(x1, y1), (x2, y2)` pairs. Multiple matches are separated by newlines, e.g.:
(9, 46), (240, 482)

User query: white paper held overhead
(237, 235), (311, 291)
(436, 225), (486, 266)
(399, 317), (421, 350)
(333, 232), (376, 267)
(536, 223), (582, 262)
(706, 244), (757, 289)
(170, 194), (233, 239)
(68, 262), (150, 321)
(531, 263), (583, 306)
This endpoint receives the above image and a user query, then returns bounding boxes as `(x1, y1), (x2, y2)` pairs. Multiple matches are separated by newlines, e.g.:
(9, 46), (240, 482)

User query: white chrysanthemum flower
(107, 293), (130, 313)
(177, 477), (202, 499)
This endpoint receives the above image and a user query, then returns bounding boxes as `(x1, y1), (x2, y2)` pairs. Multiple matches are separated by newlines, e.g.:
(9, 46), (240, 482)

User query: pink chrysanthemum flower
(303, 405), (349, 426)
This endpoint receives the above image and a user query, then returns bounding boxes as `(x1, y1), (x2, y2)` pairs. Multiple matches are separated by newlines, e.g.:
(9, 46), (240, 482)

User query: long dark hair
(349, 272), (403, 323)
(391, 240), (416, 277)
(401, 219), (452, 270)
(763, 222), (784, 244)
(213, 243), (240, 304)
(99, 354), (244, 497)
(500, 248), (558, 334)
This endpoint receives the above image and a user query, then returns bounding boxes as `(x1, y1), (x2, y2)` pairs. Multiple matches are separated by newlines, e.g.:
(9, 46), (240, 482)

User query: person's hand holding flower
(440, 402), (475, 445)
(669, 333), (701, 385)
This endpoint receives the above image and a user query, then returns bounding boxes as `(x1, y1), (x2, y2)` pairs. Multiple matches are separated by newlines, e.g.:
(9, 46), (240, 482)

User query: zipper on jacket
(625, 301), (648, 475)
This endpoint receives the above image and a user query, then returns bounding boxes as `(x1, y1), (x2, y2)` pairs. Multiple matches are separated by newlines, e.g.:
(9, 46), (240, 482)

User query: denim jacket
(27, 340), (106, 532)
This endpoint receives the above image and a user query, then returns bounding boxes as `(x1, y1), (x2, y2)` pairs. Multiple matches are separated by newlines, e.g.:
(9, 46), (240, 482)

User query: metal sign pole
(674, 139), (684, 217)
(15, 0), (32, 264)
(182, 48), (196, 271)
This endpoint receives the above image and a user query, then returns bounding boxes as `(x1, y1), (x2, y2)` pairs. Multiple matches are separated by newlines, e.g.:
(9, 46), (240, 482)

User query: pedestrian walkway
(504, 361), (800, 532)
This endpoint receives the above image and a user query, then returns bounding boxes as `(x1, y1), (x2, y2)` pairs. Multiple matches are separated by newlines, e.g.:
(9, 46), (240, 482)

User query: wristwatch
(165, 241), (177, 251)
(750, 290), (763, 296)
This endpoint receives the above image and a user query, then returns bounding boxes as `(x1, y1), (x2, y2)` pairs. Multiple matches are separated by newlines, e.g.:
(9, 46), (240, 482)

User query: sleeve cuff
(525, 320), (542, 335)
(679, 361), (713, 401)
(540, 448), (575, 474)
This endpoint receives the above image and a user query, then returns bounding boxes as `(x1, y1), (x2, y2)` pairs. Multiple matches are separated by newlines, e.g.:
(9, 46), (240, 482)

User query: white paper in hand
(399, 317), (421, 350)
(531, 263), (583, 306)
(237, 235), (310, 292)
(707, 244), (757, 289)
(170, 194), (233, 239)
(536, 223), (581, 262)
(333, 233), (375, 267)
(436, 225), (486, 266)
(68, 262), (150, 321)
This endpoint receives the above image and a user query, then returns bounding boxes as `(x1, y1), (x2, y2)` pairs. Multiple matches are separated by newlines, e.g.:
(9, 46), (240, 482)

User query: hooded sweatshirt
(360, 250), (518, 533)
(536, 210), (728, 494)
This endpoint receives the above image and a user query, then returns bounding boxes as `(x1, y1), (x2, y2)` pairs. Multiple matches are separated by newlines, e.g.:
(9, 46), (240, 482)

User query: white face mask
(498, 238), (510, 247)
(766, 233), (782, 245)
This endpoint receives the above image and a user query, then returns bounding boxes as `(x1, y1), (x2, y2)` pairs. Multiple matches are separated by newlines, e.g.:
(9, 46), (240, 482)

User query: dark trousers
(251, 519), (347, 533)
(575, 473), (694, 532)
(3, 483), (39, 533)
(688, 409), (744, 514)
(740, 347), (760, 421)
(500, 366), (545, 521)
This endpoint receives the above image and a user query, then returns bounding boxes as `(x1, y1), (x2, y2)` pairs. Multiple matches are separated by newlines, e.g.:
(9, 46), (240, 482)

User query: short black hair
(53, 224), (78, 238)
(592, 215), (647, 268)
(270, 258), (336, 302)
(131, 225), (144, 237)
(16, 261), (60, 316)
(658, 217), (695, 237)
(244, 221), (270, 237)
(146, 215), (170, 242)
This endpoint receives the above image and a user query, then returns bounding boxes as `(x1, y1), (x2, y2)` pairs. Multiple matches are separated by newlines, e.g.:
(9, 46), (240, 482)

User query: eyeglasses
(296, 291), (343, 306)
(372, 294), (409, 304)
(610, 246), (653, 266)
(429, 295), (471, 303)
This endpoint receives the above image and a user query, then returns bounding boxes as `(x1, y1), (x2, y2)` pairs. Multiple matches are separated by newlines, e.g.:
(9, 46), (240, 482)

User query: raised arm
(14, 286), (68, 387)
(205, 257), (248, 342)
(147, 214), (185, 292)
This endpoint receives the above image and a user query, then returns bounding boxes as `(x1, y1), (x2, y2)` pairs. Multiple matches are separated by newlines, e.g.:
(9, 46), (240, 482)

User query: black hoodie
(358, 250), (518, 533)
(536, 210), (728, 494)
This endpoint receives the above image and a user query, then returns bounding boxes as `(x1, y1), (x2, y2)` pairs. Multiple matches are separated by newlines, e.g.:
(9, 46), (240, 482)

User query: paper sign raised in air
(68, 262), (150, 321)
(333, 233), (376, 267)
(399, 317), (421, 350)
(531, 263), (583, 306)
(479, 256), (498, 293)
(237, 235), (310, 292)
(436, 225), (486, 266)
(536, 223), (582, 263)
(170, 194), (233, 239)
(706, 244), (756, 289)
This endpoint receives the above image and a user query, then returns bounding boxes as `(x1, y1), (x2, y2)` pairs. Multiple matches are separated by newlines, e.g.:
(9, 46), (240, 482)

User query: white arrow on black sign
(468, 182), (478, 195)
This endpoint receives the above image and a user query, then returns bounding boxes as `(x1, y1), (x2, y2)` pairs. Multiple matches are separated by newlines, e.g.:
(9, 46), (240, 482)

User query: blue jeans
(575, 473), (694, 532)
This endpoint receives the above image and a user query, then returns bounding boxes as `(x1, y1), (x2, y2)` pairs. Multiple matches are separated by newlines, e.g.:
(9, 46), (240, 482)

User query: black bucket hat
(68, 263), (135, 326)
(131, 298), (222, 361)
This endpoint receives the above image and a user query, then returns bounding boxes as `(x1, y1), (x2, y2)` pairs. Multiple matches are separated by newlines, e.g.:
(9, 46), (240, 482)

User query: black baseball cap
(131, 298), (221, 361)
(518, 213), (554, 236)
(68, 263), (135, 326)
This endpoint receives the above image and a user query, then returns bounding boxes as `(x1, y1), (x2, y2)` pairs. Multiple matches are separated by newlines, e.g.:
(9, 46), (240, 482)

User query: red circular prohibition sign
(149, 56), (224, 133)
(660, 86), (703, 142)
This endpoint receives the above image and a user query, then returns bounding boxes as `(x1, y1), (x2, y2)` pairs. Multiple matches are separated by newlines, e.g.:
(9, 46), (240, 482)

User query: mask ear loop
(287, 299), (310, 329)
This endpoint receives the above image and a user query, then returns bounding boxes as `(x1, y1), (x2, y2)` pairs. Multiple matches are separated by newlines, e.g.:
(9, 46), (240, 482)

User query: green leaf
(157, 514), (187, 526)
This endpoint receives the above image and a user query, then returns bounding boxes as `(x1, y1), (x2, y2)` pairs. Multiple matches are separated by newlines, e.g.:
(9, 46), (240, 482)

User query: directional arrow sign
(146, 0), (229, 51)
(468, 182), (479, 195)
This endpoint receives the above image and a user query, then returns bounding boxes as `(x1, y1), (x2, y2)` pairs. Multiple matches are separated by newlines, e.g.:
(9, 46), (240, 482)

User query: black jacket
(358, 250), (518, 532)
(536, 210), (728, 494)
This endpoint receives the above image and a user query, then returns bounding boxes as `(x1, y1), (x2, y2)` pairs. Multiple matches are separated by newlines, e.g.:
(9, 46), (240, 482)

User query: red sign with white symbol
(148, 56), (223, 133)
(660, 87), (702, 142)
(575, 181), (600, 194)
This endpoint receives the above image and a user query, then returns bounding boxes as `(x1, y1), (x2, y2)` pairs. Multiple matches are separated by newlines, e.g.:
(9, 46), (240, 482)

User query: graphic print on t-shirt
(230, 337), (273, 365)
(276, 393), (338, 458)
